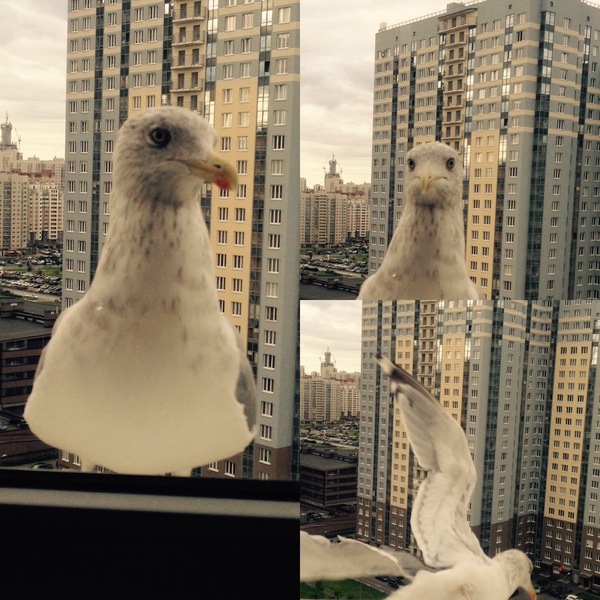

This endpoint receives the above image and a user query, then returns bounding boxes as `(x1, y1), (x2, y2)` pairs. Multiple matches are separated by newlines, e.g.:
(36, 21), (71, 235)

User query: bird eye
(407, 158), (415, 171)
(446, 157), (455, 170)
(149, 127), (171, 148)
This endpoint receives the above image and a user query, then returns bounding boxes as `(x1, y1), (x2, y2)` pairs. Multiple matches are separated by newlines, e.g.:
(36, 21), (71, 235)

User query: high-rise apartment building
(358, 299), (600, 588)
(371, 0), (600, 300)
(63, 0), (299, 479)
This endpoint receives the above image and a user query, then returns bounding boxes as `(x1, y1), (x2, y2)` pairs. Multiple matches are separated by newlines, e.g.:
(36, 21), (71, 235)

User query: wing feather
(376, 354), (487, 568)
(300, 532), (423, 582)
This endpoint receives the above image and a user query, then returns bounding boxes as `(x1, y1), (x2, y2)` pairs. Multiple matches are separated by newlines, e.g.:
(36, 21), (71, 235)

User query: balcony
(172, 5), (208, 22)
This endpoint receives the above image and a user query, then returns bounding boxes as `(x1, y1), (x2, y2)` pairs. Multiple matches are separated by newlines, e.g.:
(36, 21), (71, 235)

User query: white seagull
(358, 142), (482, 300)
(300, 355), (537, 600)
(376, 354), (536, 600)
(24, 106), (257, 474)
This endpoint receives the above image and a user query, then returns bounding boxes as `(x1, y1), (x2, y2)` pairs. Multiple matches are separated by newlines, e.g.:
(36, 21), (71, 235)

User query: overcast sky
(2, 1), (452, 178)
(0, 1), (68, 159)
(300, 300), (363, 373)
(301, 0), (450, 187)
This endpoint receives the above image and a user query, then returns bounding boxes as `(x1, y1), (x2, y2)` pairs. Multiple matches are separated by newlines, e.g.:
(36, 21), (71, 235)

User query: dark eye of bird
(446, 157), (455, 169)
(149, 127), (171, 148)
(408, 158), (415, 170)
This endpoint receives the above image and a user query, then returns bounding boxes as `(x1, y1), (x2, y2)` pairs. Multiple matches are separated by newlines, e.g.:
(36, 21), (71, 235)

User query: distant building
(0, 115), (64, 250)
(300, 157), (370, 247)
(300, 348), (360, 422)
(0, 300), (57, 412)
(29, 181), (63, 245)
(0, 173), (30, 250)
(300, 449), (358, 508)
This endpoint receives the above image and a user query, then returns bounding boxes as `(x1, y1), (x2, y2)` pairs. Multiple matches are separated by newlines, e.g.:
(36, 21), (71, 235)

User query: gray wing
(376, 353), (487, 569)
(230, 322), (257, 431)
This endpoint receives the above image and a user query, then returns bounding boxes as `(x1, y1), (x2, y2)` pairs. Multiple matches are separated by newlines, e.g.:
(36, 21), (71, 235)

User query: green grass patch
(300, 580), (388, 600)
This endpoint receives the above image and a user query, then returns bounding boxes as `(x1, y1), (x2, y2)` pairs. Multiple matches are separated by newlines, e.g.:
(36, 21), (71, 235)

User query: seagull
(358, 142), (482, 300)
(24, 106), (257, 474)
(300, 355), (537, 600)
(374, 354), (536, 600)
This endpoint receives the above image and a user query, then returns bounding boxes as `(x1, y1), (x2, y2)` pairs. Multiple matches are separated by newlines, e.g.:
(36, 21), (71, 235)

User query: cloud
(300, 300), (363, 373)
(301, 0), (450, 186)
(0, 1), (67, 159)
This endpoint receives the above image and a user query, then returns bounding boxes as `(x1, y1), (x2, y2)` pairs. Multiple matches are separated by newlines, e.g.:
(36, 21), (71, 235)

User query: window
(265, 282), (278, 298)
(278, 6), (291, 23)
(275, 59), (288, 75)
(269, 209), (282, 224)
(242, 13), (253, 28)
(262, 378), (275, 393)
(274, 84), (287, 100)
(260, 425), (272, 441)
(225, 15), (236, 31)
(259, 447), (271, 464)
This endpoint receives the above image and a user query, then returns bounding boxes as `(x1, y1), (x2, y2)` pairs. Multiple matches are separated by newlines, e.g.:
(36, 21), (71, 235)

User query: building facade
(357, 300), (600, 589)
(63, 0), (299, 479)
(372, 0), (600, 300)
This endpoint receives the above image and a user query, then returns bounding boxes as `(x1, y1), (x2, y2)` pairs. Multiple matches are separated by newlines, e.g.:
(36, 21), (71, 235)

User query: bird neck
(95, 198), (216, 297)
(389, 204), (466, 265)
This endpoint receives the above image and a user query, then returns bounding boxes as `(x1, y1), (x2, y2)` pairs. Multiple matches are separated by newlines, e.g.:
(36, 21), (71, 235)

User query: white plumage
(24, 107), (257, 474)
(300, 532), (408, 582)
(358, 142), (482, 300)
(300, 355), (536, 600)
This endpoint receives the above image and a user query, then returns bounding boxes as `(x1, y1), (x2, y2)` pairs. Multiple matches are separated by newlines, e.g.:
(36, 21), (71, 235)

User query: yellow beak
(421, 170), (439, 193)
(181, 153), (238, 190)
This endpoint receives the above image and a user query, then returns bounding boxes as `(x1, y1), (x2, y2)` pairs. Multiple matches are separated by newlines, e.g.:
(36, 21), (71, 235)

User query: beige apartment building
(372, 0), (600, 300)
(62, 0), (299, 480)
(358, 300), (600, 590)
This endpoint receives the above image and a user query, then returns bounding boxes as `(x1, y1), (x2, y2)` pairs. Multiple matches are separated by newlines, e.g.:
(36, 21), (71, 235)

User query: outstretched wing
(300, 532), (427, 582)
(376, 353), (487, 568)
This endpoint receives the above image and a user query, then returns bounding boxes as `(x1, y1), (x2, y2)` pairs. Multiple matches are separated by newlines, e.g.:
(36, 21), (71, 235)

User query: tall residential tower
(358, 300), (600, 588)
(63, 0), (299, 479)
(372, 0), (600, 300)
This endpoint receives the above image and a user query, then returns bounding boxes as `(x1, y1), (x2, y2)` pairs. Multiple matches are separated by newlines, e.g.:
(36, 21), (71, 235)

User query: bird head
(405, 142), (462, 209)
(495, 550), (536, 600)
(112, 106), (237, 205)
